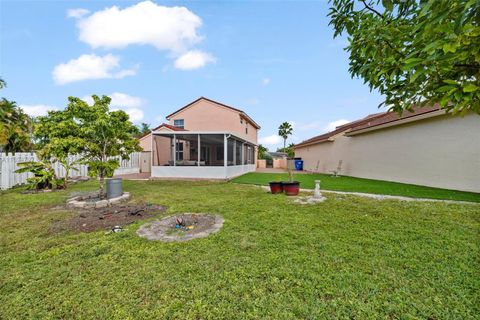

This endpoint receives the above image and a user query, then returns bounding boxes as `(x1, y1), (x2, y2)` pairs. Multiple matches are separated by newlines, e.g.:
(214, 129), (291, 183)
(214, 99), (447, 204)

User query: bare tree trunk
(99, 172), (105, 198)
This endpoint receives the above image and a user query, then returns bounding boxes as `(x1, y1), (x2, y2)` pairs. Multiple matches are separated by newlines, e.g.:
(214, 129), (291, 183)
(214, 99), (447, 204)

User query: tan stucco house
(139, 97), (260, 179)
(294, 106), (480, 193)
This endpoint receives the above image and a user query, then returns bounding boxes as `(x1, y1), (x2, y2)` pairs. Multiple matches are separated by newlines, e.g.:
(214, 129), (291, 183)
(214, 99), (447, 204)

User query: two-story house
(139, 97), (260, 179)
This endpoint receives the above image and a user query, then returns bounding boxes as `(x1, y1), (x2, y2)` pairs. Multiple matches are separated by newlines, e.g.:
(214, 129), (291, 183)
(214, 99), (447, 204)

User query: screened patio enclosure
(151, 132), (256, 179)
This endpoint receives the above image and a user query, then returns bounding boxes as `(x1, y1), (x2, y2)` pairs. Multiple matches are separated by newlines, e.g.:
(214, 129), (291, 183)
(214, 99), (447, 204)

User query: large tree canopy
(35, 95), (141, 193)
(328, 0), (480, 114)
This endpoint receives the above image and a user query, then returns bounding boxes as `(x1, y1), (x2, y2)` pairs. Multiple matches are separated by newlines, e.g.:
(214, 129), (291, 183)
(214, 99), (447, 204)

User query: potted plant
(283, 169), (300, 196)
(269, 175), (283, 194)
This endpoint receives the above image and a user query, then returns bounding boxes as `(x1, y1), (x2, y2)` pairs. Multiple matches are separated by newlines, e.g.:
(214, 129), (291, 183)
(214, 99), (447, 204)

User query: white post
(0, 156), (8, 190)
(224, 134), (227, 167)
(173, 134), (176, 166)
(241, 143), (245, 165)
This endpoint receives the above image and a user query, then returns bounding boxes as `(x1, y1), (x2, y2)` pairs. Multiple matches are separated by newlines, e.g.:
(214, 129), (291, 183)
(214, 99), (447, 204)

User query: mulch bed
(51, 203), (167, 233)
(137, 214), (224, 242)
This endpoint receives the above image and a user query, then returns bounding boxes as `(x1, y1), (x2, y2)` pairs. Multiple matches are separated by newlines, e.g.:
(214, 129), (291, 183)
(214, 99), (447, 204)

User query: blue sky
(0, 0), (383, 150)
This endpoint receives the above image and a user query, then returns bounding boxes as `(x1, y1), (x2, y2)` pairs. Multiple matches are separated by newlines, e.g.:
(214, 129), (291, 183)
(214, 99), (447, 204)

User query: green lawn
(232, 172), (480, 203)
(1, 180), (479, 319)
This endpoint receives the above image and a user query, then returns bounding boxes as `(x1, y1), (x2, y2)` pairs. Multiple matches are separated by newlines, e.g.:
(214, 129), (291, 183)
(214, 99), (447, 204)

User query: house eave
(152, 131), (258, 146)
(346, 109), (446, 136)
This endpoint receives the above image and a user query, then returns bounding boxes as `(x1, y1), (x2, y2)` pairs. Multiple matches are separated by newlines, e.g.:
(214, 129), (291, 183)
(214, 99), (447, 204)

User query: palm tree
(278, 122), (293, 151)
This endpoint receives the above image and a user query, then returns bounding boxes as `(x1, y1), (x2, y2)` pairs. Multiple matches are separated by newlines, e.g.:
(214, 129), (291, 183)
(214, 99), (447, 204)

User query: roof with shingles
(294, 104), (442, 148)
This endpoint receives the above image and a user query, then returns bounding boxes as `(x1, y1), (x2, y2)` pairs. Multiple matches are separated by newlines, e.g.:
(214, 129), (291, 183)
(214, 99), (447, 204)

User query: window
(174, 119), (184, 128)
(175, 142), (183, 161)
(240, 118), (243, 124)
(245, 127), (248, 134)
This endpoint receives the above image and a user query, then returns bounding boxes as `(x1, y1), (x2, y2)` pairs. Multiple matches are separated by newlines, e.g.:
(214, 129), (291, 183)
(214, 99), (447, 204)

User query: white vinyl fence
(0, 152), (141, 190)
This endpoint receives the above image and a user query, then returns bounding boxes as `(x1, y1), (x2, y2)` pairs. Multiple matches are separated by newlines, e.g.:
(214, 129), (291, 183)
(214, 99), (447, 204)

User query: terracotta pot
(269, 182), (283, 194)
(283, 181), (300, 196)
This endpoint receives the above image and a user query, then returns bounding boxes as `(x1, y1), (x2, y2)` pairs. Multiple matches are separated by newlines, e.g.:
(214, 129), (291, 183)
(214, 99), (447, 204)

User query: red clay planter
(269, 182), (284, 194)
(282, 181), (300, 196)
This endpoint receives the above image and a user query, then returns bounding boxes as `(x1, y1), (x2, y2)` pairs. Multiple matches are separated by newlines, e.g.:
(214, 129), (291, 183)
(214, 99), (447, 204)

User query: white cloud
(67, 8), (90, 19)
(109, 92), (143, 108)
(82, 92), (144, 122)
(259, 134), (282, 146)
(262, 78), (271, 86)
(324, 119), (350, 132)
(19, 105), (58, 117)
(74, 1), (202, 53)
(52, 54), (137, 85)
(174, 50), (216, 70)
(116, 108), (144, 122)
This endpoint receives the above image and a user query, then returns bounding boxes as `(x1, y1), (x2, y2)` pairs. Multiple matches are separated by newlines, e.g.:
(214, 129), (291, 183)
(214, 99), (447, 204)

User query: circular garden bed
(137, 214), (224, 242)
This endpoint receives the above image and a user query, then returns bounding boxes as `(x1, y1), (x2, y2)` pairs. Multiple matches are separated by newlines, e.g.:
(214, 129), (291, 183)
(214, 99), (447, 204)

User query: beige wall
(168, 99), (258, 144)
(152, 135), (171, 166)
(273, 158), (287, 169)
(295, 113), (480, 193)
(139, 134), (152, 152)
(257, 159), (266, 169)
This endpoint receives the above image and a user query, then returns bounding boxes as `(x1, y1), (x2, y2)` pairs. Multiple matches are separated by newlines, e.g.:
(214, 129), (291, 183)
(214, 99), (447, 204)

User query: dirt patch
(137, 214), (224, 242)
(51, 204), (167, 233)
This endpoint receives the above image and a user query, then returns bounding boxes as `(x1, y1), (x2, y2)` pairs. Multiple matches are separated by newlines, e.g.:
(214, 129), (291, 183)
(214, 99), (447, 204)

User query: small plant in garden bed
(15, 160), (65, 191)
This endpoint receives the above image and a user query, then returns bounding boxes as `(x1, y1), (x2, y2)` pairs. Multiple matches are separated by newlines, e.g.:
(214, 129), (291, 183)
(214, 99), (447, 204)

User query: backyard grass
(1, 180), (479, 319)
(232, 172), (480, 203)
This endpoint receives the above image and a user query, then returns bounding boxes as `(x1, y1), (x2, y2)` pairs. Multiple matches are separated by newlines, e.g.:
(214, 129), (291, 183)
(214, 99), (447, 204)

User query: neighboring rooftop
(294, 105), (443, 148)
(139, 123), (187, 139)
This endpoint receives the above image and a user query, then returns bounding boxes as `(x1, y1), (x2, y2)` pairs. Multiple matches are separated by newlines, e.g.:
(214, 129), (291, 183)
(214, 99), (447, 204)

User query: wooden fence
(0, 152), (140, 190)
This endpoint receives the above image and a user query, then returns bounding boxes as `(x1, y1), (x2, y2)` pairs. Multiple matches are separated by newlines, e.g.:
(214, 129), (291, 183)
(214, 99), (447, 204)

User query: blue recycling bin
(294, 160), (303, 171)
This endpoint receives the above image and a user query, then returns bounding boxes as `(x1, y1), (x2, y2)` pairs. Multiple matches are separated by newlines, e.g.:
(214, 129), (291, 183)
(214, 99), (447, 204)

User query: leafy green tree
(278, 122), (293, 150)
(0, 98), (32, 154)
(328, 0), (480, 114)
(277, 143), (295, 158)
(257, 144), (268, 159)
(67, 95), (141, 195)
(137, 122), (151, 137)
(34, 110), (85, 188)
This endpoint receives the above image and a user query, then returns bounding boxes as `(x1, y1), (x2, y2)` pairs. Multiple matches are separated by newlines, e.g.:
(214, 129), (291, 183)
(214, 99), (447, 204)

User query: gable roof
(165, 97), (261, 129)
(347, 104), (441, 134)
(294, 105), (443, 148)
(138, 123), (187, 140)
(294, 112), (387, 148)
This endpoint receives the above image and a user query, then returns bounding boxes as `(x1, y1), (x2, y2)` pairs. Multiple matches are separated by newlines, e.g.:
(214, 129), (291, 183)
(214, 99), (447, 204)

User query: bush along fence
(0, 152), (141, 190)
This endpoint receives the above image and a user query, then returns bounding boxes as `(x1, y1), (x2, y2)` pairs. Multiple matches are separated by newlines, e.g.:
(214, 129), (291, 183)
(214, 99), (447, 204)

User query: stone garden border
(66, 192), (131, 209)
